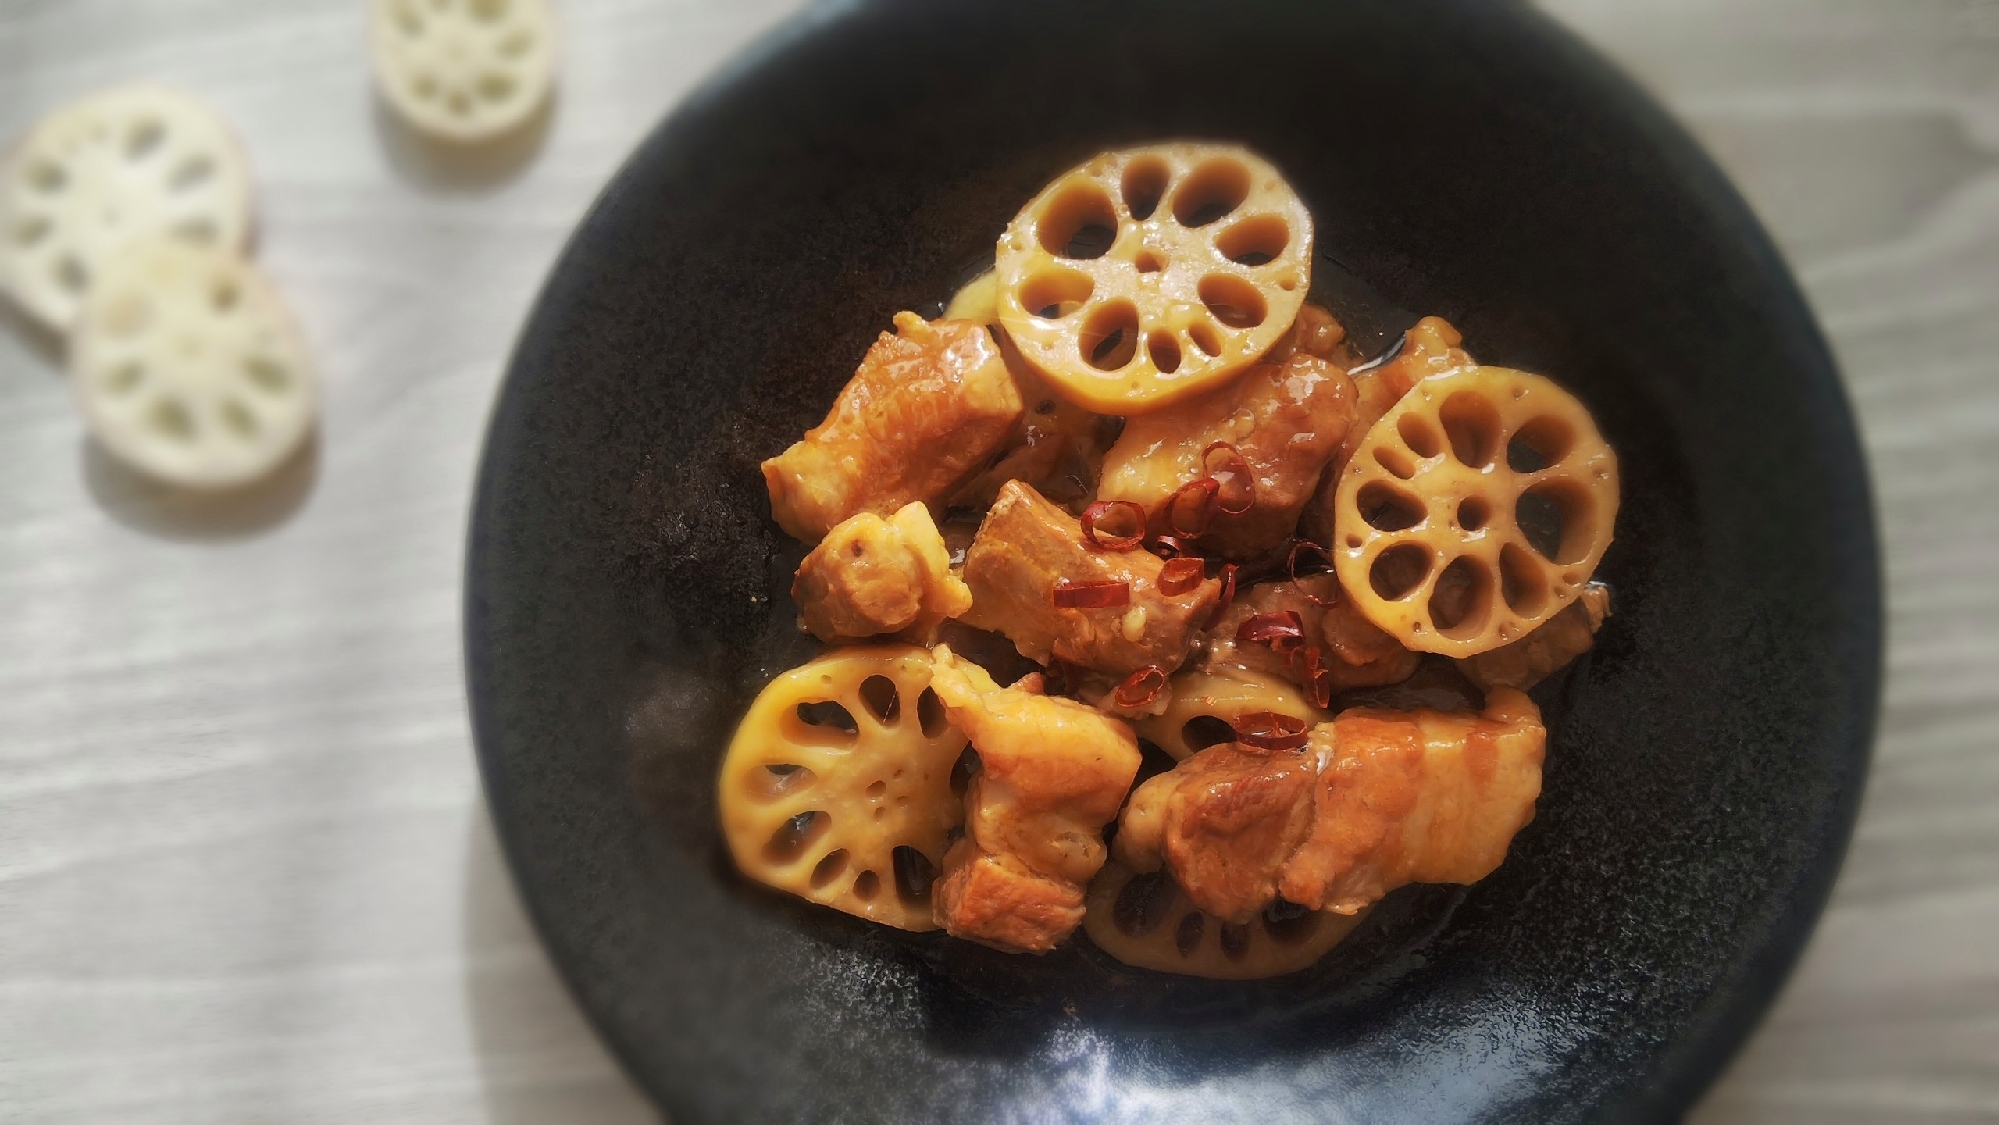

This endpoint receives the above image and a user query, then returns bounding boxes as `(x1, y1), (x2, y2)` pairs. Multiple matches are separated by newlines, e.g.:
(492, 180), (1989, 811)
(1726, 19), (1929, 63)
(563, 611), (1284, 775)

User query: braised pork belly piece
(1459, 582), (1611, 691)
(792, 502), (972, 643)
(927, 646), (1142, 952)
(961, 480), (1222, 679)
(762, 313), (1024, 541)
(1117, 688), (1544, 923)
(1096, 349), (1358, 557)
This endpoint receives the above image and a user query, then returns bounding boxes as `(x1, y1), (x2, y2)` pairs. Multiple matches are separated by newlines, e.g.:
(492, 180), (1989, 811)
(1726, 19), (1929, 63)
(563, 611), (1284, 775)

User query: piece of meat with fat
(960, 480), (1221, 679)
(762, 312), (1024, 542)
(927, 645), (1142, 952)
(1459, 582), (1611, 691)
(1096, 349), (1358, 557)
(792, 502), (972, 643)
(948, 329), (1111, 513)
(1116, 688), (1544, 922)
(1200, 573), (1419, 690)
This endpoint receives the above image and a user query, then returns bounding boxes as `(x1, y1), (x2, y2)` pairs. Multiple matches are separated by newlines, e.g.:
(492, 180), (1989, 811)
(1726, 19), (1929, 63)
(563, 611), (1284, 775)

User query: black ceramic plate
(464, 1), (1881, 1120)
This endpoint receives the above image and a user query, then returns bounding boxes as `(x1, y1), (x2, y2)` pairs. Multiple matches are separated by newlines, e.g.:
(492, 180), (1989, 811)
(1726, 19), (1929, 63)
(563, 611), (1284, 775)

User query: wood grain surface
(1, 1), (1992, 1121)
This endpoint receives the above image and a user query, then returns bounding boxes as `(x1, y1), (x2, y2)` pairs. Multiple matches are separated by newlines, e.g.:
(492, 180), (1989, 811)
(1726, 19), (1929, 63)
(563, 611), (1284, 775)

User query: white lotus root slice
(718, 647), (971, 931)
(1133, 669), (1327, 761)
(1333, 366), (1620, 657)
(369, 0), (556, 143)
(995, 143), (1313, 413)
(1084, 862), (1367, 980)
(0, 85), (252, 332)
(71, 239), (317, 489)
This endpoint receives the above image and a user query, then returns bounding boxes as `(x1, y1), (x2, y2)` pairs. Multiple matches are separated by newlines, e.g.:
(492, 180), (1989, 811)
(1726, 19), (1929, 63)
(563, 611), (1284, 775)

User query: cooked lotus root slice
(1332, 366), (1620, 657)
(369, 0), (556, 143)
(0, 85), (253, 332)
(718, 646), (971, 931)
(995, 143), (1313, 413)
(1133, 669), (1327, 761)
(71, 239), (317, 489)
(1084, 863), (1367, 980)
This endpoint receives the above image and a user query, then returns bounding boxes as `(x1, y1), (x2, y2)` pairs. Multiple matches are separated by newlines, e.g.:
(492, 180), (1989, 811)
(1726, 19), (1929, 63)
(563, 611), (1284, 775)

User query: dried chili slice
(1080, 500), (1146, 551)
(1165, 477), (1220, 538)
(1232, 711), (1310, 752)
(1158, 556), (1206, 596)
(1236, 610), (1306, 654)
(1286, 540), (1341, 607)
(1201, 441), (1256, 515)
(1113, 665), (1167, 708)
(1202, 563), (1239, 630)
(1052, 579), (1131, 609)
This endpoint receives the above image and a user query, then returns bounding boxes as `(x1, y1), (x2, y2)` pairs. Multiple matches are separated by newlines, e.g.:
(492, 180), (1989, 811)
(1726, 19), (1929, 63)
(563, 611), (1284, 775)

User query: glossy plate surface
(465, 1), (1880, 1120)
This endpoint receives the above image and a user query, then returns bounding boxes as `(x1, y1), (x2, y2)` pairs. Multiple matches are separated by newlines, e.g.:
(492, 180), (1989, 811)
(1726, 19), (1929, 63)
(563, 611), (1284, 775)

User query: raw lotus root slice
(0, 85), (252, 332)
(1083, 862), (1367, 980)
(71, 238), (317, 489)
(995, 143), (1313, 413)
(1333, 366), (1619, 657)
(718, 647), (971, 931)
(369, 0), (556, 143)
(1133, 669), (1327, 761)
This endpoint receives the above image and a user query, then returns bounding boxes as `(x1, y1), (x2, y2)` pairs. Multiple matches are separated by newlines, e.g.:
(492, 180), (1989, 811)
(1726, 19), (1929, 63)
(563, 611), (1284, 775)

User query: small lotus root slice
(718, 646), (971, 931)
(1333, 366), (1619, 657)
(995, 143), (1313, 413)
(0, 85), (253, 332)
(369, 0), (556, 143)
(1133, 668), (1327, 761)
(1083, 862), (1366, 979)
(71, 238), (317, 489)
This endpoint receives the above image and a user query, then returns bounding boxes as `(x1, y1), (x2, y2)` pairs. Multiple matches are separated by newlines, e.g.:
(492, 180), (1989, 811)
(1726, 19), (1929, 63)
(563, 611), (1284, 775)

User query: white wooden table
(1, 2), (1992, 1121)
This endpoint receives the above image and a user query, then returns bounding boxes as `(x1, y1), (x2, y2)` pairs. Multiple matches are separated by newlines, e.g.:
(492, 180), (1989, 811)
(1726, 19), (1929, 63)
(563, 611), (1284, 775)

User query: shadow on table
(462, 806), (663, 1125)
(370, 91), (554, 194)
(81, 433), (317, 540)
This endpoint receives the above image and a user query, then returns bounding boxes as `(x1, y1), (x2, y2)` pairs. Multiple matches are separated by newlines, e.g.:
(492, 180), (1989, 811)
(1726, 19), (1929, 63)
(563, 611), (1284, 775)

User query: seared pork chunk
(762, 313), (1023, 541)
(961, 480), (1221, 679)
(927, 646), (1142, 952)
(792, 502), (972, 643)
(1097, 349), (1358, 557)
(1117, 689), (1544, 922)
(1459, 582), (1611, 691)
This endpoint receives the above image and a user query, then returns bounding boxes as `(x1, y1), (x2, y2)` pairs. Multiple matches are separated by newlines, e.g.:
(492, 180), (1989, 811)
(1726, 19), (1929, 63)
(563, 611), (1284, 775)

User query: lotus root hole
(1373, 444), (1416, 480)
(1439, 391), (1502, 469)
(1219, 922), (1252, 961)
(892, 846), (936, 907)
(245, 357), (292, 394)
(1369, 543), (1431, 601)
(1357, 481), (1425, 533)
(470, 0), (509, 20)
(810, 849), (850, 889)
(1019, 268), (1092, 320)
(125, 119), (166, 160)
(857, 675), (900, 725)
(1457, 496), (1491, 533)
(27, 162), (66, 193)
(1517, 481), (1595, 564)
(1397, 412), (1443, 459)
(948, 745), (980, 796)
(1508, 415), (1574, 473)
(864, 780), (886, 799)
(1037, 182), (1119, 260)
(1171, 159), (1250, 228)
(1134, 251), (1163, 274)
(1187, 321), (1221, 357)
(1180, 715), (1236, 754)
(762, 810), (830, 865)
(852, 870), (881, 901)
(919, 687), (951, 739)
(1429, 557), (1494, 639)
(1080, 300), (1140, 371)
(1262, 898), (1318, 945)
(477, 73), (517, 103)
(1113, 870), (1177, 937)
(103, 361), (144, 394)
(1500, 542), (1551, 616)
(14, 216), (50, 248)
(795, 700), (858, 735)
(55, 255), (88, 293)
(1148, 332), (1182, 374)
(1174, 912), (1206, 955)
(221, 399), (258, 439)
(150, 397), (196, 442)
(170, 157), (215, 192)
(1215, 214), (1289, 267)
(750, 764), (816, 802)
(1198, 274), (1266, 329)
(1121, 156), (1170, 221)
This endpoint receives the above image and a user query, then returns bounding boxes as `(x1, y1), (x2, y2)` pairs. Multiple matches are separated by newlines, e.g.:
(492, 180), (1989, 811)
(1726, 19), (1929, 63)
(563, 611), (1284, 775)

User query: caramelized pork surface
(928, 646), (1142, 951)
(961, 480), (1221, 679)
(948, 331), (1111, 513)
(1097, 350), (1359, 557)
(1117, 689), (1544, 922)
(762, 313), (1024, 541)
(1201, 574), (1420, 690)
(1459, 582), (1611, 691)
(792, 502), (972, 643)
